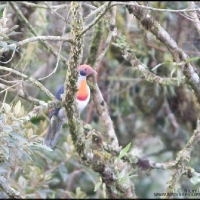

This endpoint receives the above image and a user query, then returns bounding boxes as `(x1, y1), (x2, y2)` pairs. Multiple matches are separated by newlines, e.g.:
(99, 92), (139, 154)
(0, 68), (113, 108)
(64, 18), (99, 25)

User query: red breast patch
(77, 80), (88, 101)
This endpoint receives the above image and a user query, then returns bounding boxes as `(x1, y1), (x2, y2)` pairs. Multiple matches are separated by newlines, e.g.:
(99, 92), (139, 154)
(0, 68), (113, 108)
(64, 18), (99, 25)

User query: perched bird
(44, 64), (97, 148)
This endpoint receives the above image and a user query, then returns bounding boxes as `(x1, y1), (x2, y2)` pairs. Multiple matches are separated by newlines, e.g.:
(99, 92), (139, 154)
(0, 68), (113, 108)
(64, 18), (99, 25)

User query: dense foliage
(0, 1), (200, 199)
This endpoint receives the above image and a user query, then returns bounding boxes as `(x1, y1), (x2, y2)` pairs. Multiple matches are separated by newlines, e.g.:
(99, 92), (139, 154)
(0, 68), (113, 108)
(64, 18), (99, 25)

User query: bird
(44, 64), (97, 148)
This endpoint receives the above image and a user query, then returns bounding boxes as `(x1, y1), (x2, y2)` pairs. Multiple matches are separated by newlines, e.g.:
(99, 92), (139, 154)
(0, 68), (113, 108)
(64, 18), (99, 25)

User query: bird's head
(78, 64), (97, 76)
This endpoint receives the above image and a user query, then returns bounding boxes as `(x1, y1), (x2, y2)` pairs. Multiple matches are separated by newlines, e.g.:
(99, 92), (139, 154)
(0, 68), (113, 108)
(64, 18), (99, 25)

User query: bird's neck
(77, 75), (89, 101)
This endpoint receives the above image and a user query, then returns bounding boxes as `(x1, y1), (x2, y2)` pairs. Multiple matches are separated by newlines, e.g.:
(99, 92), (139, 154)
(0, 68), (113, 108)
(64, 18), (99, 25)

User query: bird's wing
(48, 108), (60, 118)
(55, 85), (64, 100)
(48, 85), (64, 118)
(44, 115), (64, 148)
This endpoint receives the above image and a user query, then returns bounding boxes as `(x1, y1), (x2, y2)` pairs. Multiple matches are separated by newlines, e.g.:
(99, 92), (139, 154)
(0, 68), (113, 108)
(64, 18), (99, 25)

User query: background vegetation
(0, 1), (200, 199)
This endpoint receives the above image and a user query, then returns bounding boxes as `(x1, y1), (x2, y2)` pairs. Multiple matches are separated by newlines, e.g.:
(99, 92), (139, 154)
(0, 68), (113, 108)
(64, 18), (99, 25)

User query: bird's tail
(44, 115), (64, 148)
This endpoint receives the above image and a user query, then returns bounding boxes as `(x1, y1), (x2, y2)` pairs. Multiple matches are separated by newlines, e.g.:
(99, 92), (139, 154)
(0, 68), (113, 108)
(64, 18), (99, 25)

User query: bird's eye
(84, 68), (87, 71)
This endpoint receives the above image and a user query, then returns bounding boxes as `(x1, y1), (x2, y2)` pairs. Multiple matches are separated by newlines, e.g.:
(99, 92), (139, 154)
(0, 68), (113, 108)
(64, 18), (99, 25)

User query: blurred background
(0, 1), (200, 198)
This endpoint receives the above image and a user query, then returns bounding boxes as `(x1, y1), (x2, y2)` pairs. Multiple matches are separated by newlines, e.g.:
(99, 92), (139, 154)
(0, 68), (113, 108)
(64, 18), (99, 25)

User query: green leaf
(0, 166), (7, 173)
(2, 6), (6, 19)
(0, 4), (6, 13)
(94, 182), (102, 192)
(102, 183), (106, 198)
(2, 151), (9, 160)
(37, 190), (47, 199)
(75, 187), (86, 198)
(18, 175), (27, 188)
(47, 178), (60, 186)
(7, 45), (19, 52)
(118, 168), (127, 179)
(31, 143), (53, 151)
(0, 114), (6, 123)
(0, 41), (8, 50)
(5, 39), (20, 44)
(129, 174), (137, 179)
(58, 164), (68, 182)
(185, 56), (200, 63)
(21, 149), (33, 161)
(2, 146), (9, 154)
(14, 100), (21, 115)
(65, 191), (75, 198)
(2, 103), (11, 112)
(3, 125), (12, 133)
(116, 142), (131, 162)
(7, 32), (21, 38)
(12, 122), (21, 130)
(177, 69), (182, 86)
(151, 62), (165, 72)
(190, 171), (200, 185)
(170, 67), (176, 78)
(27, 128), (33, 139)
(8, 132), (28, 143)
(51, 192), (55, 199)
(190, 175), (200, 185)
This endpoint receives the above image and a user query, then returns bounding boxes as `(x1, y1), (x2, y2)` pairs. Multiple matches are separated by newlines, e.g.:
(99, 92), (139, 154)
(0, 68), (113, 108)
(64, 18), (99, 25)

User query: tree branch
(188, 2), (200, 35)
(164, 119), (200, 199)
(63, 2), (83, 148)
(18, 1), (70, 10)
(63, 2), (136, 198)
(126, 3), (200, 103)
(79, 2), (111, 37)
(0, 36), (72, 54)
(0, 176), (22, 199)
(9, 2), (69, 65)
(113, 35), (186, 86)
(85, 9), (119, 149)
(112, 2), (200, 13)
(0, 66), (55, 100)
(0, 82), (45, 105)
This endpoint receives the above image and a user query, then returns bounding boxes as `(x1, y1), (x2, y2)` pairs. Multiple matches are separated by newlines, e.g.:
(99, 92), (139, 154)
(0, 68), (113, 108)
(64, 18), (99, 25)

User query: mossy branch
(164, 119), (200, 199)
(0, 66), (55, 100)
(126, 3), (200, 103)
(63, 2), (84, 153)
(113, 35), (186, 86)
(85, 13), (119, 149)
(0, 36), (72, 54)
(0, 66), (64, 122)
(0, 176), (22, 199)
(63, 3), (136, 198)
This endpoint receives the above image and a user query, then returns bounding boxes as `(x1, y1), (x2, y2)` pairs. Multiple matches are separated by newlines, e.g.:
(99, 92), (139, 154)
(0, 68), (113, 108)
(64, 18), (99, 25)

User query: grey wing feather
(44, 115), (64, 148)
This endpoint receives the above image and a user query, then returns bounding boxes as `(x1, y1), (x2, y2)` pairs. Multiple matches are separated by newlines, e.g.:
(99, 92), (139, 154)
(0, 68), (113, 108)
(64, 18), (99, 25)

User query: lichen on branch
(63, 2), (84, 151)
(62, 3), (136, 198)
(126, 2), (200, 103)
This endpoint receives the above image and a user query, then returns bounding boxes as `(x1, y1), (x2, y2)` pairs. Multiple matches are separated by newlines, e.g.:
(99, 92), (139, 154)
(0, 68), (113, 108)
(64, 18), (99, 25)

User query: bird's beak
(91, 69), (97, 75)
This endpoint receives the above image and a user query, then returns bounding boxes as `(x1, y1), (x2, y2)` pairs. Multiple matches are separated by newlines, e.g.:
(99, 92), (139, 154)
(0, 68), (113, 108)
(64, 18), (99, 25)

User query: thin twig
(111, 1), (200, 13)
(44, 1), (70, 24)
(0, 83), (46, 105)
(84, 3), (108, 21)
(79, 2), (111, 37)
(38, 12), (70, 80)
(9, 2), (69, 65)
(18, 1), (70, 10)
(0, 66), (55, 100)
(126, 3), (200, 103)
(0, 36), (72, 54)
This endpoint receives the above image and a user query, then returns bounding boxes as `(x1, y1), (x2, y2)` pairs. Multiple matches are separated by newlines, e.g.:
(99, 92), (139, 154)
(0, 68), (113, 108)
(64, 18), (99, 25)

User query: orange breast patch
(77, 80), (89, 101)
